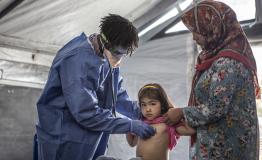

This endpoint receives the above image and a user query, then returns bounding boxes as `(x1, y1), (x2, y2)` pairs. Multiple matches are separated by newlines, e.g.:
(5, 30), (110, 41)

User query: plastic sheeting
(0, 46), (50, 87)
(0, 0), (161, 52)
(0, 1), (197, 158)
(0, 84), (41, 160)
(0, 32), (196, 160)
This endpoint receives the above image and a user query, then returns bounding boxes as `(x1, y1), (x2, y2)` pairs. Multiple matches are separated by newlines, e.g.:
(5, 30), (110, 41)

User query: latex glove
(130, 120), (156, 139)
(164, 108), (184, 125)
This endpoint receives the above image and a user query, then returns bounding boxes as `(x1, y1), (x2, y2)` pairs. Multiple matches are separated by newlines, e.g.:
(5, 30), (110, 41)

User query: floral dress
(183, 57), (259, 160)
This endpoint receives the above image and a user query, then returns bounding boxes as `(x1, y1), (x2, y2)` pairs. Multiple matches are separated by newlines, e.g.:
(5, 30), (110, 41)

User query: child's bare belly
(136, 123), (169, 160)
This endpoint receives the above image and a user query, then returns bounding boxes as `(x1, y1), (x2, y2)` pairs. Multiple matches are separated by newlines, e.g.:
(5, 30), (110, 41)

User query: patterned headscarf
(181, 0), (260, 151)
(182, 0), (260, 106)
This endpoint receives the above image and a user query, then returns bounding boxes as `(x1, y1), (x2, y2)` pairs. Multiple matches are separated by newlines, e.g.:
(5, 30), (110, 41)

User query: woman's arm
(126, 133), (138, 147)
(182, 58), (241, 127)
(166, 58), (242, 128)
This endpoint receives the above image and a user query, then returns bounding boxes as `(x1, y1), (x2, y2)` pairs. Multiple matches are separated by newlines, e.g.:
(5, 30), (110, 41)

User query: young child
(126, 83), (195, 160)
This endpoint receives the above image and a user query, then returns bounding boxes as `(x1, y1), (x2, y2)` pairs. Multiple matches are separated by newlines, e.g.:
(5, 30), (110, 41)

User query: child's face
(140, 97), (162, 120)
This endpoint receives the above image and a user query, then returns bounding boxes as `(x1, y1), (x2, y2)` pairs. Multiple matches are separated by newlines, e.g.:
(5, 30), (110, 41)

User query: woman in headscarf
(164, 0), (260, 159)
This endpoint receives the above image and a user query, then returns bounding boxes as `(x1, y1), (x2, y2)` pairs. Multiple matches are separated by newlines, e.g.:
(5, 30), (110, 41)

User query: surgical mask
(104, 49), (122, 68)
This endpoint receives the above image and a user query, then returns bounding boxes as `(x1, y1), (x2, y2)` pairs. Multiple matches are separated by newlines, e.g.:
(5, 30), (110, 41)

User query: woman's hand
(164, 108), (184, 125)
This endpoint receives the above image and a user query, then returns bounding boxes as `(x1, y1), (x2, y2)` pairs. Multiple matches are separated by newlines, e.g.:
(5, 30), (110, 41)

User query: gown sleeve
(58, 47), (131, 133)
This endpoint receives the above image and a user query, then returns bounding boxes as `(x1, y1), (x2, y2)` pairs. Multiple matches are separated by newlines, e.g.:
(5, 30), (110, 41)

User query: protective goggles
(109, 46), (129, 58)
(100, 33), (129, 57)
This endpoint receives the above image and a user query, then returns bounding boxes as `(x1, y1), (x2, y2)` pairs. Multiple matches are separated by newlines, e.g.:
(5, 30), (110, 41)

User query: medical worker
(36, 14), (156, 160)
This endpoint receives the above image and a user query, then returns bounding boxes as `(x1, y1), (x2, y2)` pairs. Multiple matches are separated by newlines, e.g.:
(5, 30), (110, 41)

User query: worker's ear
(100, 33), (112, 50)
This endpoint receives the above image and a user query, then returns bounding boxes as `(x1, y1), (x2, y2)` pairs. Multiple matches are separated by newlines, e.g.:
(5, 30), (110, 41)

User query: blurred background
(0, 0), (261, 159)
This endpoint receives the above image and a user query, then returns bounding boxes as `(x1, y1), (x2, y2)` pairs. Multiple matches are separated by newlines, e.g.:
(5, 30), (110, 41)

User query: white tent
(0, 0), (261, 160)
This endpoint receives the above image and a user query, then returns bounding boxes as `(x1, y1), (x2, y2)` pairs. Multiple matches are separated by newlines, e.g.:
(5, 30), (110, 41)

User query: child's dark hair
(99, 14), (139, 55)
(138, 83), (172, 115)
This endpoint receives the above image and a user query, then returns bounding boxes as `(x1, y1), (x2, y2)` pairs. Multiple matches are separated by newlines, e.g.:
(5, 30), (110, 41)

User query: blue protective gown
(36, 33), (140, 160)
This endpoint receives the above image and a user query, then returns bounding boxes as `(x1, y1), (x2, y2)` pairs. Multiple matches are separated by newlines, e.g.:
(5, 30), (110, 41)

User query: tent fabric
(0, 1), (194, 160)
(0, 0), (160, 52)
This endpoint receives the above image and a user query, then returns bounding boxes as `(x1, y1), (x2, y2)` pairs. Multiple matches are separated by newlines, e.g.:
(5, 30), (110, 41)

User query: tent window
(165, 20), (188, 34)
(219, 0), (256, 22)
(179, 0), (192, 10)
(165, 0), (256, 34)
(138, 8), (178, 37)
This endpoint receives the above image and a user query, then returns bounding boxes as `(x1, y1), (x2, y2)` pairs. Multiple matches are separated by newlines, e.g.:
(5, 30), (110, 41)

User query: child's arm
(126, 133), (138, 147)
(176, 123), (196, 136)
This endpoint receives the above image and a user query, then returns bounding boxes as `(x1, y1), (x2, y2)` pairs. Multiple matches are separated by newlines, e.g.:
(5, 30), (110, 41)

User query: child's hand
(127, 133), (136, 136)
(126, 133), (138, 147)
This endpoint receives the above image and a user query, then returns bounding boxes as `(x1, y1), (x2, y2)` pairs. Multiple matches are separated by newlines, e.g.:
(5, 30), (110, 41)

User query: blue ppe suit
(36, 33), (140, 160)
